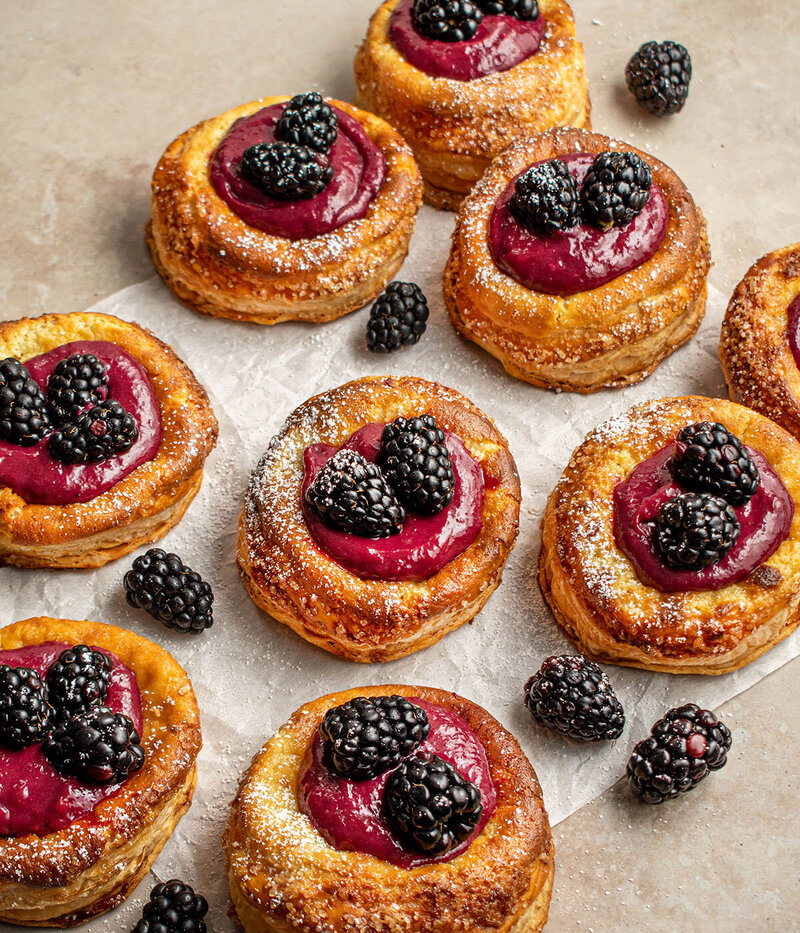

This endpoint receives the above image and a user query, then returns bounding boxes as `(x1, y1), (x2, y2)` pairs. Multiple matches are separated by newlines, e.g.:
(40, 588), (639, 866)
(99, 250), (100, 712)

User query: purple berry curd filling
(301, 422), (484, 581)
(490, 152), (669, 296)
(0, 642), (143, 837)
(0, 341), (161, 506)
(299, 698), (496, 868)
(209, 103), (386, 241)
(786, 292), (800, 370)
(614, 443), (794, 592)
(388, 0), (546, 81)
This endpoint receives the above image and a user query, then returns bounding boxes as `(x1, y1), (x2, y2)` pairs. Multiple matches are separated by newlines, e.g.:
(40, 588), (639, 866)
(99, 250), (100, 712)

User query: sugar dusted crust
(0, 312), (218, 569)
(238, 376), (521, 662)
(147, 96), (423, 323)
(224, 684), (553, 933)
(0, 618), (201, 926)
(538, 396), (800, 674)
(444, 127), (711, 392)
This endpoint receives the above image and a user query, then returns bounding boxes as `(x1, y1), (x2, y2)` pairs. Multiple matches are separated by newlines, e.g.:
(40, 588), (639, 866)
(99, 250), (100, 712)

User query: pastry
(147, 93), (423, 324)
(0, 616), (201, 926)
(539, 396), (800, 674)
(238, 375), (520, 662)
(444, 127), (711, 391)
(224, 684), (553, 933)
(354, 0), (590, 210)
(0, 311), (218, 569)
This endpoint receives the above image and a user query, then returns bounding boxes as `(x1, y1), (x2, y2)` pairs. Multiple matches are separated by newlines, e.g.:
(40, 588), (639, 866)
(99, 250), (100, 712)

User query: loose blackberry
(379, 415), (455, 515)
(240, 141), (333, 200)
(278, 92), (338, 153)
(306, 449), (405, 538)
(133, 879), (208, 933)
(49, 399), (138, 464)
(365, 281), (429, 354)
(580, 150), (652, 230)
(511, 159), (581, 233)
(524, 656), (625, 742)
(385, 751), (483, 855)
(627, 703), (731, 804)
(319, 695), (430, 779)
(42, 705), (144, 784)
(0, 665), (50, 749)
(412, 0), (483, 42)
(0, 357), (49, 447)
(655, 492), (740, 571)
(477, 0), (538, 20)
(672, 421), (760, 506)
(124, 548), (214, 634)
(46, 353), (108, 424)
(46, 645), (112, 723)
(626, 40), (692, 116)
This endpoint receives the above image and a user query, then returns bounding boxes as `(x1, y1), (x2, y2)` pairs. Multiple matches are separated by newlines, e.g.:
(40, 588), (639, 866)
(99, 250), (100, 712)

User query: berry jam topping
(366, 281), (429, 355)
(380, 415), (455, 515)
(626, 40), (692, 116)
(580, 151), (652, 231)
(240, 141), (333, 201)
(124, 548), (215, 634)
(46, 644), (112, 723)
(786, 293), (800, 370)
(46, 352), (109, 425)
(672, 422), (760, 505)
(49, 398), (139, 465)
(0, 666), (51, 749)
(655, 492), (740, 571)
(133, 879), (209, 933)
(0, 358), (49, 447)
(278, 92), (338, 153)
(511, 158), (581, 234)
(412, 0), (483, 42)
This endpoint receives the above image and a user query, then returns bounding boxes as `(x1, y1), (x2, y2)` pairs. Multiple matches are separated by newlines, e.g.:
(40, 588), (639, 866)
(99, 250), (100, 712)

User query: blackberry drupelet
(49, 398), (139, 464)
(306, 449), (405, 538)
(46, 352), (108, 424)
(133, 879), (209, 933)
(385, 751), (483, 855)
(380, 415), (455, 515)
(412, 0), (483, 42)
(0, 665), (50, 749)
(123, 548), (214, 634)
(0, 357), (49, 447)
(580, 150), (652, 230)
(524, 655), (625, 742)
(477, 0), (538, 20)
(511, 158), (581, 233)
(278, 92), (338, 153)
(655, 492), (740, 571)
(365, 281), (429, 354)
(240, 141), (333, 200)
(626, 40), (692, 116)
(319, 695), (430, 779)
(46, 645), (111, 723)
(672, 421), (760, 505)
(627, 703), (731, 804)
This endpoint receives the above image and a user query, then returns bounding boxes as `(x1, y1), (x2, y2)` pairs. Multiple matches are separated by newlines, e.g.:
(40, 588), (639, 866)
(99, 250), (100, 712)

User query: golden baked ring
(444, 127), (711, 392)
(0, 617), (201, 927)
(224, 684), (553, 933)
(0, 311), (218, 569)
(147, 96), (423, 324)
(238, 375), (521, 662)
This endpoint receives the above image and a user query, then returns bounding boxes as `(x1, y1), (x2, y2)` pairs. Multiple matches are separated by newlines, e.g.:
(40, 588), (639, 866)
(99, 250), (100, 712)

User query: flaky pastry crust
(148, 96), (423, 323)
(237, 376), (521, 662)
(0, 617), (202, 926)
(444, 127), (711, 391)
(224, 684), (553, 933)
(0, 312), (218, 569)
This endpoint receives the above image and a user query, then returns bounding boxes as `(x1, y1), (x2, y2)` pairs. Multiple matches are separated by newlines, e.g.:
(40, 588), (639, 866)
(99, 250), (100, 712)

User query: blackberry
(379, 415), (454, 515)
(477, 0), (538, 20)
(412, 0), (483, 42)
(46, 353), (108, 424)
(123, 548), (214, 634)
(365, 281), (429, 354)
(627, 703), (731, 804)
(0, 357), (49, 447)
(49, 399), (138, 464)
(626, 40), (692, 116)
(278, 92), (338, 153)
(133, 879), (208, 933)
(240, 141), (333, 200)
(511, 159), (580, 233)
(0, 665), (50, 749)
(306, 449), (405, 538)
(524, 656), (625, 742)
(655, 492), (740, 571)
(580, 150), (652, 230)
(385, 752), (482, 855)
(46, 645), (112, 723)
(319, 695), (430, 779)
(672, 421), (760, 506)
(42, 705), (144, 784)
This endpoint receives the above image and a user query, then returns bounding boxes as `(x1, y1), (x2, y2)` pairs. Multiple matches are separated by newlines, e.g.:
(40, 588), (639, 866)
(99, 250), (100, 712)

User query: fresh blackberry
(511, 159), (580, 233)
(655, 492), (740, 571)
(0, 357), (49, 447)
(580, 150), (652, 230)
(379, 415), (454, 515)
(278, 92), (338, 153)
(46, 645), (111, 723)
(123, 549), (214, 634)
(49, 399), (138, 464)
(385, 751), (483, 855)
(671, 422), (760, 506)
(0, 665), (50, 749)
(626, 40), (692, 116)
(42, 705), (144, 784)
(627, 703), (731, 804)
(524, 656), (625, 742)
(240, 141), (333, 200)
(46, 353), (108, 424)
(319, 695), (430, 779)
(133, 879), (208, 933)
(306, 449), (405, 538)
(412, 0), (483, 42)
(477, 0), (538, 20)
(365, 281), (429, 354)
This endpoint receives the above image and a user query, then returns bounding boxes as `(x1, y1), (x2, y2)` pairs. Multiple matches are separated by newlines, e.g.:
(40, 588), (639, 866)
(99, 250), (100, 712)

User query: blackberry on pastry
(277, 91), (338, 152)
(46, 352), (108, 424)
(0, 357), (49, 447)
(240, 141), (334, 200)
(412, 0), (483, 41)
(46, 644), (112, 722)
(379, 414), (455, 515)
(0, 665), (50, 749)
(49, 398), (139, 465)
(654, 492), (740, 571)
(477, 0), (539, 19)
(580, 150), (652, 230)
(511, 158), (581, 233)
(672, 421), (760, 505)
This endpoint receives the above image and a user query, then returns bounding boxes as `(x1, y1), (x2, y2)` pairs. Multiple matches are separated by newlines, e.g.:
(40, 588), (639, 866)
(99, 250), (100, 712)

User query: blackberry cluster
(240, 141), (333, 200)
(278, 92), (338, 153)
(380, 415), (455, 515)
(477, 0), (538, 19)
(0, 357), (49, 447)
(123, 548), (214, 634)
(580, 151), (652, 230)
(0, 665), (51, 749)
(46, 352), (108, 424)
(511, 159), (581, 233)
(655, 492), (740, 571)
(49, 398), (139, 464)
(46, 645), (112, 723)
(626, 40), (692, 116)
(412, 0), (483, 42)
(133, 879), (208, 933)
(672, 422), (760, 506)
(365, 281), (429, 354)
